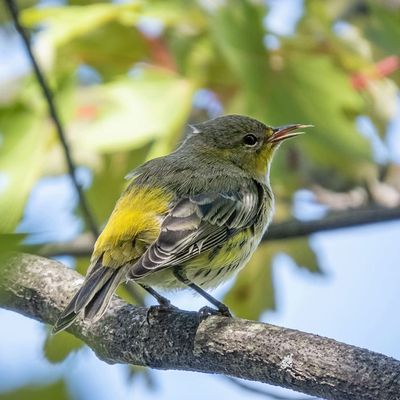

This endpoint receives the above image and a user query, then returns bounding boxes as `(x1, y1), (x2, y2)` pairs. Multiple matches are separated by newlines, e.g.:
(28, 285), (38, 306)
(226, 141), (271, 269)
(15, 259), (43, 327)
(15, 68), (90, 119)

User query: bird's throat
(252, 147), (274, 182)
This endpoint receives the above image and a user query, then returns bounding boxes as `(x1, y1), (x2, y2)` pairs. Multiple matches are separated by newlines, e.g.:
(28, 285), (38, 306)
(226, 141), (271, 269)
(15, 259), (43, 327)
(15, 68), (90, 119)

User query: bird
(53, 114), (311, 333)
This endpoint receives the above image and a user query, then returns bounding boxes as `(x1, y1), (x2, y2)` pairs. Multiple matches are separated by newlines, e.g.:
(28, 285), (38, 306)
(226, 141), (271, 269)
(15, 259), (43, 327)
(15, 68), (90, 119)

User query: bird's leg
(173, 268), (232, 317)
(139, 284), (174, 308)
(139, 284), (179, 324)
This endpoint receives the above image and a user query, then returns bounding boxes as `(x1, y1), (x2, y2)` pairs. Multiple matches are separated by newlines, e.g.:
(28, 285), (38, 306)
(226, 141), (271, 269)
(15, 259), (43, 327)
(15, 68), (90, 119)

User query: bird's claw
(145, 302), (180, 324)
(198, 305), (232, 320)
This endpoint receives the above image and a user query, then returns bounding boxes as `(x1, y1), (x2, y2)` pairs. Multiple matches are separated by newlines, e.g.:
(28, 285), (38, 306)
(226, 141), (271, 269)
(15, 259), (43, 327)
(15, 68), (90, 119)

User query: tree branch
(266, 205), (400, 240)
(1, 254), (399, 400)
(4, 0), (99, 238)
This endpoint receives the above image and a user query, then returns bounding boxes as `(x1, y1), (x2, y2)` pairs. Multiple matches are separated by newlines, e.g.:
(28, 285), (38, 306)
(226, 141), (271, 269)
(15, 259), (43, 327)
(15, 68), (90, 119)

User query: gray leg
(139, 284), (179, 324)
(139, 283), (173, 307)
(173, 268), (232, 317)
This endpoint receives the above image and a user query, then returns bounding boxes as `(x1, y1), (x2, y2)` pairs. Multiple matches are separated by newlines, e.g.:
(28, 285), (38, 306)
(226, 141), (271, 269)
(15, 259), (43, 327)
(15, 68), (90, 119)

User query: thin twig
(4, 0), (99, 238)
(265, 205), (400, 240)
(38, 204), (400, 258)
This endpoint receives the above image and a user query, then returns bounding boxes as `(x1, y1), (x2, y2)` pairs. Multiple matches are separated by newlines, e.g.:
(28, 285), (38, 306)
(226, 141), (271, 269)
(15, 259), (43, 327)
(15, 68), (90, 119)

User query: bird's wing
(130, 187), (262, 279)
(90, 185), (174, 269)
(52, 185), (174, 333)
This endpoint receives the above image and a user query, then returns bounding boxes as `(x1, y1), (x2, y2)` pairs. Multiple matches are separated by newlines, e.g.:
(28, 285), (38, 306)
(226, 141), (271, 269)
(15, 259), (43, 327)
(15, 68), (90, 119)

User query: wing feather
(129, 185), (261, 279)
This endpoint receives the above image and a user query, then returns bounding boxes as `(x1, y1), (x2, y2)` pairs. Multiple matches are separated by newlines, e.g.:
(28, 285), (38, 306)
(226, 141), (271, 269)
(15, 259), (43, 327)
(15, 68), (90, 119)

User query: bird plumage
(53, 114), (308, 333)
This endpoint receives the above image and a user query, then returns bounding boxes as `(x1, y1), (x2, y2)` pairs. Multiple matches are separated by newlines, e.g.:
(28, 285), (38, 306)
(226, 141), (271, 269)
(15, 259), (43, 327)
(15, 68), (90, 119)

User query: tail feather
(84, 268), (125, 320)
(74, 267), (114, 313)
(52, 265), (125, 334)
(52, 289), (82, 333)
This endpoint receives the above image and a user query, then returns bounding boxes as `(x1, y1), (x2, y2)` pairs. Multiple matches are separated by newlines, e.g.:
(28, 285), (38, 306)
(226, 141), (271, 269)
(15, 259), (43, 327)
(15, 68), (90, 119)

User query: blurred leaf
(363, 78), (398, 137)
(261, 54), (374, 180)
(210, 1), (373, 190)
(224, 243), (275, 320)
(0, 234), (26, 282)
(225, 238), (321, 320)
(44, 330), (84, 363)
(170, 33), (212, 84)
(118, 282), (145, 306)
(0, 380), (68, 400)
(71, 69), (193, 154)
(362, 3), (400, 56)
(21, 2), (142, 48)
(0, 0), (37, 23)
(0, 106), (48, 232)
(141, 0), (206, 29)
(282, 238), (321, 274)
(85, 155), (126, 225)
(22, 0), (207, 81)
(70, 0), (110, 5)
(75, 256), (90, 275)
(128, 365), (157, 390)
(86, 144), (152, 225)
(211, 0), (269, 115)
(0, 233), (25, 256)
(62, 22), (149, 79)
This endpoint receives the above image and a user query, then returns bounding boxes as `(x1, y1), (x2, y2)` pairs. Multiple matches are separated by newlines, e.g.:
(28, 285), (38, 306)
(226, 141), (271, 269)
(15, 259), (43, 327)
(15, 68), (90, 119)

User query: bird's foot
(198, 305), (232, 320)
(145, 301), (180, 324)
(217, 303), (232, 317)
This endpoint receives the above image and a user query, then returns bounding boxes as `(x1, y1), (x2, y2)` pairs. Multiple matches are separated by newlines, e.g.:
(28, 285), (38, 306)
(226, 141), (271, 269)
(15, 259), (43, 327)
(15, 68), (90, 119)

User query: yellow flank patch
(93, 185), (173, 268)
(185, 230), (250, 269)
(211, 231), (249, 263)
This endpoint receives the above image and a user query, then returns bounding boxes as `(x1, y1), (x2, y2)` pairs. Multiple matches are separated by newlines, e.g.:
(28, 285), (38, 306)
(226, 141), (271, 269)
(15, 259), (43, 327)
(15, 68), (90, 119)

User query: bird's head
(187, 114), (312, 180)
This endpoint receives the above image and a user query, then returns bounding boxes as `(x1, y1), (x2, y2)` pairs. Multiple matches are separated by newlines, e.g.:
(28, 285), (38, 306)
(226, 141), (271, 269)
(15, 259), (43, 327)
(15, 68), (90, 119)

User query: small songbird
(53, 114), (311, 333)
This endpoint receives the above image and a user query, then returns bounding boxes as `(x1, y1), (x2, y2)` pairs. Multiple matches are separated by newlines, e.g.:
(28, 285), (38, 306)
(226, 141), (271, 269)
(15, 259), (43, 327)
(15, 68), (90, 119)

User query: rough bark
(0, 253), (399, 400)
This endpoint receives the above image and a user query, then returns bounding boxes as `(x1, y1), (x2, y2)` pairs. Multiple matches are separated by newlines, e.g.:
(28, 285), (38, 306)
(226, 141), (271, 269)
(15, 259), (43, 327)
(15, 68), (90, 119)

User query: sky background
(1, 0), (400, 399)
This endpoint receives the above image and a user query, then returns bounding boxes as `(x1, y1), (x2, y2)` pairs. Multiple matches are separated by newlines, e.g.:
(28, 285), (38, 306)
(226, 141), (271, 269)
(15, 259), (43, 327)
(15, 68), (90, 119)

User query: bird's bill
(268, 124), (313, 144)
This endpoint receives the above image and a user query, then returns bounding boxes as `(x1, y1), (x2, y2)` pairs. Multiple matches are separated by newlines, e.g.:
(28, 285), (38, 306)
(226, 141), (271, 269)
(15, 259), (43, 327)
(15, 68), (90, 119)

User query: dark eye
(243, 134), (258, 147)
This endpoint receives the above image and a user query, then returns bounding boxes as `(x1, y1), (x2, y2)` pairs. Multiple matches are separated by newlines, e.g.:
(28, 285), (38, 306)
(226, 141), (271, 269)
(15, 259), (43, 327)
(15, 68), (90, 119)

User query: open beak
(268, 124), (313, 144)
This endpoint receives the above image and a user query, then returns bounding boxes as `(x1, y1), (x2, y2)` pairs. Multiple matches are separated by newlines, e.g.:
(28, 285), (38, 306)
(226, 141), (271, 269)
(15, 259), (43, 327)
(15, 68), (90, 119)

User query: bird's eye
(243, 134), (258, 147)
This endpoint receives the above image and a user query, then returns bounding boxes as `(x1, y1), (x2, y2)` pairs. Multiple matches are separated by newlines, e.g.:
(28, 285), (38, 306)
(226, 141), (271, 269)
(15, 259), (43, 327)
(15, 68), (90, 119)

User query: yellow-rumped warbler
(53, 114), (310, 333)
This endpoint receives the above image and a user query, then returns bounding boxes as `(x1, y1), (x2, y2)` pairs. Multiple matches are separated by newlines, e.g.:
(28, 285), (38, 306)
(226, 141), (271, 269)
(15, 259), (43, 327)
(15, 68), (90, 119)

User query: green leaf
(0, 381), (68, 400)
(117, 282), (145, 306)
(362, 3), (400, 56)
(225, 238), (321, 320)
(0, 0), (37, 24)
(211, 1), (373, 189)
(224, 243), (275, 320)
(211, 0), (270, 115)
(0, 106), (48, 233)
(280, 238), (321, 274)
(43, 330), (84, 363)
(71, 70), (193, 154)
(0, 234), (25, 256)
(0, 234), (26, 282)
(363, 78), (398, 137)
(128, 365), (156, 389)
(75, 256), (90, 275)
(86, 144), (153, 225)
(22, 2), (142, 48)
(62, 22), (149, 79)
(261, 54), (373, 176)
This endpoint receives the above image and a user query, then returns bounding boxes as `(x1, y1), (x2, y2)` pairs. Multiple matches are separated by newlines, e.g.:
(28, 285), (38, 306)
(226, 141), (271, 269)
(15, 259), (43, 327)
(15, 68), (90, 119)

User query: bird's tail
(52, 261), (126, 334)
